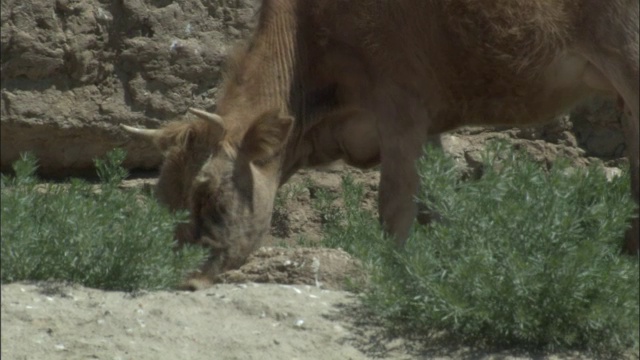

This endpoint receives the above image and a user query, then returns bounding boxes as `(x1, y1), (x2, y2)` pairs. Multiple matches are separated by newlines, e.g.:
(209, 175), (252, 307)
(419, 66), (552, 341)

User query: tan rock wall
(1, 0), (258, 176)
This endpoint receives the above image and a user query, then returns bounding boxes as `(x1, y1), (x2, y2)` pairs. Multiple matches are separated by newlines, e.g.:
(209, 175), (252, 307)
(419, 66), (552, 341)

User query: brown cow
(123, 0), (639, 289)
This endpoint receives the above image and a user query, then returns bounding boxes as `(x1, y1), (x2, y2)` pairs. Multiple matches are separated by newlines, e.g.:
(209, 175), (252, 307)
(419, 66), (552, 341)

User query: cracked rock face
(1, 0), (259, 176)
(0, 0), (625, 176)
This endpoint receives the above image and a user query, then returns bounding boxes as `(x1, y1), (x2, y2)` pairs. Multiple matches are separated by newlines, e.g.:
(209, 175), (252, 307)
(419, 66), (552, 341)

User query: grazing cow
(123, 0), (639, 289)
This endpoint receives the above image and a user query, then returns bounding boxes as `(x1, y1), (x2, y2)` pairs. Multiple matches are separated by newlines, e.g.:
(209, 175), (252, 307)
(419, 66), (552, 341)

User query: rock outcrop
(1, 0), (258, 176)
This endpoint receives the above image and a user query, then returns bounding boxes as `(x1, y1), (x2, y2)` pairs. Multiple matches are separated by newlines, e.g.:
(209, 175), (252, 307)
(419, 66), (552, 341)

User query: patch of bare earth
(3, 280), (628, 360)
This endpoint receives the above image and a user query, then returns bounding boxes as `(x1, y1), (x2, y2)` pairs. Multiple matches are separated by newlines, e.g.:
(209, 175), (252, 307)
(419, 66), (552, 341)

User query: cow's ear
(177, 127), (196, 151)
(241, 109), (293, 162)
(152, 125), (196, 155)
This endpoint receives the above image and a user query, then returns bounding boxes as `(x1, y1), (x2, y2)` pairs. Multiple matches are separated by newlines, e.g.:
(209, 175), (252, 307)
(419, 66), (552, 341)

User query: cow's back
(305, 0), (601, 129)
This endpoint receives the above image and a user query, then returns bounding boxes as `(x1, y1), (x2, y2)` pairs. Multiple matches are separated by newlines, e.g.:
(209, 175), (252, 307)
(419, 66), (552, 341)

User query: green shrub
(322, 142), (639, 354)
(1, 150), (208, 292)
(314, 174), (386, 262)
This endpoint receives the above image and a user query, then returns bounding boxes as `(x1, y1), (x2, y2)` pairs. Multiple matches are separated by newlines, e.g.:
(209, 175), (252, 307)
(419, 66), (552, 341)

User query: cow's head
(122, 108), (293, 279)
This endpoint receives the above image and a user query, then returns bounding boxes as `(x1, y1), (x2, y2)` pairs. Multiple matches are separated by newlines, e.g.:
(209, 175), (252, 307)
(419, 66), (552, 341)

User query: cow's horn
(188, 108), (224, 126)
(120, 124), (160, 138)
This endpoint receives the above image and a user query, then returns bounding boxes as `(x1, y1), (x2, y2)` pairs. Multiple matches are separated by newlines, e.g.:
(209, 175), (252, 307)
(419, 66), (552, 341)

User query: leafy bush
(322, 142), (639, 354)
(1, 150), (207, 291)
(314, 174), (384, 257)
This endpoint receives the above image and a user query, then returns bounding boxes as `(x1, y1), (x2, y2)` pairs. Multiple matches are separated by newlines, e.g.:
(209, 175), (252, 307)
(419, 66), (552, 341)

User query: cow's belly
(303, 107), (380, 169)
(337, 110), (380, 168)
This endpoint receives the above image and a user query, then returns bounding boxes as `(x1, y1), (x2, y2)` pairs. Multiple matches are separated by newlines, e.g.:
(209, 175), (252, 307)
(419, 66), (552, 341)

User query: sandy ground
(3, 281), (630, 360)
(2, 282), (368, 360)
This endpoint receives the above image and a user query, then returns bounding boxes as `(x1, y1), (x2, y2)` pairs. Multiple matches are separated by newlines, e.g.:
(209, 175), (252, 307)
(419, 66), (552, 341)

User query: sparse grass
(274, 181), (308, 208)
(1, 150), (208, 292)
(316, 174), (385, 260)
(272, 180), (315, 242)
(294, 235), (319, 248)
(319, 141), (639, 356)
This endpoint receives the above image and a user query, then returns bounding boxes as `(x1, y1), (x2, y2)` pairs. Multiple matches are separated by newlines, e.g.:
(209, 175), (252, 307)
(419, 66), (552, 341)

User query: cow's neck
(217, 0), (319, 183)
(216, 0), (304, 124)
(253, 1), (302, 112)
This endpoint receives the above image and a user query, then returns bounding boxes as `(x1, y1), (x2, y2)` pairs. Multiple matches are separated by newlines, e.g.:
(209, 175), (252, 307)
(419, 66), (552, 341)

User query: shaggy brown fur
(125, 0), (639, 289)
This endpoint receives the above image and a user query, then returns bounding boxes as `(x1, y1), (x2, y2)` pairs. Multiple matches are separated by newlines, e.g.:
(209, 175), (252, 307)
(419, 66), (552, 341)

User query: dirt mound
(219, 247), (366, 291)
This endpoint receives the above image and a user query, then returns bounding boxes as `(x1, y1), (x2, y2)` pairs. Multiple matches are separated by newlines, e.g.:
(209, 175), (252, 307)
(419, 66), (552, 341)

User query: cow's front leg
(378, 143), (422, 246)
(376, 102), (431, 246)
(370, 77), (436, 246)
